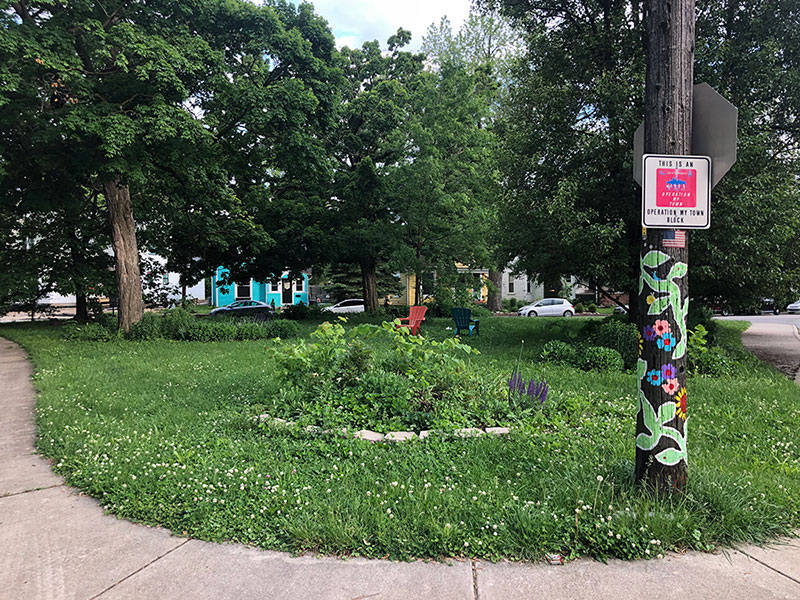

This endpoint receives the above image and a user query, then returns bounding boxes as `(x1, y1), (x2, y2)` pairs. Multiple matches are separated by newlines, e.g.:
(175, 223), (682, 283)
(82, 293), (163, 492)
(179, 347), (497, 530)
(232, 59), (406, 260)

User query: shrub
(470, 304), (492, 318)
(160, 308), (200, 340)
(690, 345), (735, 376)
(688, 302), (718, 344)
(281, 302), (310, 320)
(127, 312), (163, 341)
(588, 318), (638, 369)
(94, 312), (118, 330)
(267, 320), (486, 431)
(587, 303), (598, 313)
(540, 340), (578, 366)
(235, 321), (269, 341)
(263, 319), (301, 339)
(383, 304), (410, 318)
(579, 346), (624, 372)
(574, 302), (585, 313)
(62, 321), (114, 342)
(193, 321), (238, 342)
(502, 298), (519, 312)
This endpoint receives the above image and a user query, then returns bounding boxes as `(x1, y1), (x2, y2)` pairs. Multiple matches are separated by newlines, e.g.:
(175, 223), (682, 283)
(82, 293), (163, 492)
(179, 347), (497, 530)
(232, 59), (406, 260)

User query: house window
(235, 281), (251, 299)
(295, 276), (304, 292)
(508, 278), (515, 293)
(527, 279), (531, 293)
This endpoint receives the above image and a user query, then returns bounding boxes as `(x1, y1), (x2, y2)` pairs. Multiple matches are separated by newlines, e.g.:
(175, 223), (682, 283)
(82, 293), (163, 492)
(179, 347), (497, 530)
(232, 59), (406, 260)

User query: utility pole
(635, 0), (694, 491)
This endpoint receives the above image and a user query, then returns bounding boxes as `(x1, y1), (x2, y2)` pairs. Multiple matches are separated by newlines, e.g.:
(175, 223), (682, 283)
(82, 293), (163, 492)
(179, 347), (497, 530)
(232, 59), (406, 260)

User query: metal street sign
(634, 83), (737, 187)
(642, 154), (711, 229)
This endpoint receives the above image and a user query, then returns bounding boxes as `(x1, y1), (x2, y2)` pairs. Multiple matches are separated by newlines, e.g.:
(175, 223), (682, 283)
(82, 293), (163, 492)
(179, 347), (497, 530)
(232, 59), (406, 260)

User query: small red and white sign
(643, 155), (711, 229)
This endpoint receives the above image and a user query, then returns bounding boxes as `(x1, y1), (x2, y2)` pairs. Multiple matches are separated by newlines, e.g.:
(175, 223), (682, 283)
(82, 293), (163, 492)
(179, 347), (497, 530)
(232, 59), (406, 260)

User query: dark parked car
(710, 298), (780, 316)
(209, 300), (275, 320)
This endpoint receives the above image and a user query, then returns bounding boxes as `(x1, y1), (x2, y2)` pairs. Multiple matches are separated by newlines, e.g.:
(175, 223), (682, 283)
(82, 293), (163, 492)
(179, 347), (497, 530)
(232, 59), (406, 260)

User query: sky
(290, 0), (472, 50)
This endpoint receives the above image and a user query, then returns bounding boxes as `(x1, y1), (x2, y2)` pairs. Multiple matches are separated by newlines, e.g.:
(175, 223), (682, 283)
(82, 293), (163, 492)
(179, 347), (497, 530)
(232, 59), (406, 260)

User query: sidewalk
(739, 321), (800, 383)
(1, 333), (799, 600)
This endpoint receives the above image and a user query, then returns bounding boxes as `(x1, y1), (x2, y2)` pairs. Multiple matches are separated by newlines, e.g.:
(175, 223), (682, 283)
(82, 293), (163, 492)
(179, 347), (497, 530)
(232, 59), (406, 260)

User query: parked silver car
(518, 298), (575, 317)
(322, 299), (365, 314)
(787, 298), (800, 314)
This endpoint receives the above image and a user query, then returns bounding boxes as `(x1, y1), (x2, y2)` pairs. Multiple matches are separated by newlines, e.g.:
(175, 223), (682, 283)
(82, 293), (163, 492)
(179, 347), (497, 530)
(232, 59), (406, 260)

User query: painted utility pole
(635, 0), (694, 491)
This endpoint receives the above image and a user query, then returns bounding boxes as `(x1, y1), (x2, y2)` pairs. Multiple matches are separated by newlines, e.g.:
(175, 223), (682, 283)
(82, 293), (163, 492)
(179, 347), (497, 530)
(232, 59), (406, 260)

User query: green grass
(1, 316), (798, 561)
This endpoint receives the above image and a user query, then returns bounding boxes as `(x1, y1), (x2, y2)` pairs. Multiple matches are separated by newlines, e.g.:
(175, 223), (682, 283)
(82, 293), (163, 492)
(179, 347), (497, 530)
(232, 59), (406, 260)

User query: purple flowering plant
(508, 340), (549, 408)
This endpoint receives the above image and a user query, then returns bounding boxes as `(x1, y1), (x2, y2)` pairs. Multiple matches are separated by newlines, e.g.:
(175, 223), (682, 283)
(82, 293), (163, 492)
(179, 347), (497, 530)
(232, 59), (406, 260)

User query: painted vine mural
(637, 249), (688, 468)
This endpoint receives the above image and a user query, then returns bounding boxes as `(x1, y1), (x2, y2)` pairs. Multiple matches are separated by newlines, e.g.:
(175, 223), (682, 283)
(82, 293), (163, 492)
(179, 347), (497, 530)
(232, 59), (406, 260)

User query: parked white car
(518, 298), (575, 317)
(322, 299), (365, 314)
(787, 298), (800, 314)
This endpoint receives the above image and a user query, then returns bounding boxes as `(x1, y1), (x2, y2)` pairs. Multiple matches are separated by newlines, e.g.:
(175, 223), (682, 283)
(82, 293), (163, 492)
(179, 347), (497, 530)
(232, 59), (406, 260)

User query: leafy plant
(586, 318), (638, 369)
(540, 340), (578, 366)
(126, 312), (163, 341)
(62, 321), (114, 342)
(579, 346), (624, 372)
(268, 319), (493, 431)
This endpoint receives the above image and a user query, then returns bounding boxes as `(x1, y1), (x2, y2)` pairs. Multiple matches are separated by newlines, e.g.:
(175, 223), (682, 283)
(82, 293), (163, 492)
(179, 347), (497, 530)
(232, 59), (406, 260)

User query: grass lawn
(1, 316), (798, 561)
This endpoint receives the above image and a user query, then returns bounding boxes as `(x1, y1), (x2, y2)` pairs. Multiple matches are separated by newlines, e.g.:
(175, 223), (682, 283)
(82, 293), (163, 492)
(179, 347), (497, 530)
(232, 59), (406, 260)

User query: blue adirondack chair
(451, 307), (479, 336)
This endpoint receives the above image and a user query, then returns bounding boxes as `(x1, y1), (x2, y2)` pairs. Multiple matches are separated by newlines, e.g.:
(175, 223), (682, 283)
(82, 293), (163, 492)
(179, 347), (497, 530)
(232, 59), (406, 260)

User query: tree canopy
(486, 0), (800, 310)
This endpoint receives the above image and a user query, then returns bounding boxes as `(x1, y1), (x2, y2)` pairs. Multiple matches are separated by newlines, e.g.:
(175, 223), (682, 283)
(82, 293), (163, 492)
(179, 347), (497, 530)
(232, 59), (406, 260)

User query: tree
(326, 31), (426, 313)
(318, 263), (403, 303)
(422, 10), (521, 311)
(0, 0), (340, 330)
(484, 0), (800, 318)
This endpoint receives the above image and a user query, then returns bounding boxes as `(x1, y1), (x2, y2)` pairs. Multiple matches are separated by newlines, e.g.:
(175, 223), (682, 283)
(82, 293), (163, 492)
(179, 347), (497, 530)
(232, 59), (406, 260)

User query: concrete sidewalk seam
(89, 538), (191, 599)
(471, 559), (479, 600)
(738, 548), (800, 586)
(0, 483), (64, 500)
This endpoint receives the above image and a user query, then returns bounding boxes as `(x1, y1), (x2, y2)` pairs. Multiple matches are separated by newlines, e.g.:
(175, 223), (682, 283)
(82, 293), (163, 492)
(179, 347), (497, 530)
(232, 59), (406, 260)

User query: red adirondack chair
(397, 305), (428, 335)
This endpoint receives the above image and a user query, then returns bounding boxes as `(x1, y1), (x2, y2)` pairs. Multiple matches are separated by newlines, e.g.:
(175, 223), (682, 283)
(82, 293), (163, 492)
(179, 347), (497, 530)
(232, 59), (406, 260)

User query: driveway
(735, 317), (800, 381)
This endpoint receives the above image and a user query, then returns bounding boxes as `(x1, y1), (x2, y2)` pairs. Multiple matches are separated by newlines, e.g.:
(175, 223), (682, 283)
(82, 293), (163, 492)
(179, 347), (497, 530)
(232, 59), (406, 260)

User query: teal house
(211, 268), (310, 308)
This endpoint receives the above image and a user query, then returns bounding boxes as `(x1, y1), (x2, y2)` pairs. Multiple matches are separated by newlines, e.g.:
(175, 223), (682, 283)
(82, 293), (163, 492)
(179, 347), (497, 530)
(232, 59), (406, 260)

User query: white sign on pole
(642, 154), (711, 229)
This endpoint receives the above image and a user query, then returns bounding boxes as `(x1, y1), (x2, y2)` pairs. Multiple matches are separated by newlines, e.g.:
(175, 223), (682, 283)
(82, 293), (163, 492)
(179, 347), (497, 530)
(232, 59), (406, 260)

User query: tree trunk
(487, 269), (503, 312)
(75, 291), (89, 323)
(103, 176), (144, 332)
(636, 0), (694, 492)
(360, 257), (379, 313)
(181, 282), (187, 307)
(415, 271), (422, 306)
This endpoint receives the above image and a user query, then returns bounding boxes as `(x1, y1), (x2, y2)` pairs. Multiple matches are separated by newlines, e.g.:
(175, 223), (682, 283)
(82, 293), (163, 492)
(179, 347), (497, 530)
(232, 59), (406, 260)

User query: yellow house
(387, 266), (488, 306)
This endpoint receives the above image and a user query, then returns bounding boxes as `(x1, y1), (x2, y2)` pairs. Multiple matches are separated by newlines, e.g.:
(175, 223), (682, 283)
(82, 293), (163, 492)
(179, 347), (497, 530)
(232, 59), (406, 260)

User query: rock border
(256, 414), (510, 442)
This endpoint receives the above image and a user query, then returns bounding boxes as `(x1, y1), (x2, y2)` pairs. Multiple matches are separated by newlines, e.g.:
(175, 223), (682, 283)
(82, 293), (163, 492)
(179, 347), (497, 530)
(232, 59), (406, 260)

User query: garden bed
(1, 317), (797, 561)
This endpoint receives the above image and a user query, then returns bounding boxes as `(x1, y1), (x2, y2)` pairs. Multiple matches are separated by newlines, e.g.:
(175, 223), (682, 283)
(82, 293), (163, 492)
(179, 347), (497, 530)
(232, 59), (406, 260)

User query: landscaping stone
(353, 430), (384, 442)
(418, 430), (430, 440)
(384, 431), (415, 442)
(453, 428), (484, 437)
(485, 427), (510, 436)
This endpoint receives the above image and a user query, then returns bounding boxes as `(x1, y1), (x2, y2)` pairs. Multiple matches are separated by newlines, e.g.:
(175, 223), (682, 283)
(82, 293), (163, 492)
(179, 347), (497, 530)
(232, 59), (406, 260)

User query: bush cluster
(267, 320), (510, 432)
(502, 298), (523, 312)
(540, 339), (624, 372)
(574, 302), (585, 313)
(687, 303), (719, 344)
(66, 308), (301, 343)
(280, 302), (324, 320)
(585, 317), (638, 369)
(62, 321), (115, 342)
